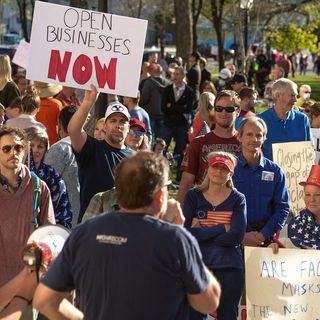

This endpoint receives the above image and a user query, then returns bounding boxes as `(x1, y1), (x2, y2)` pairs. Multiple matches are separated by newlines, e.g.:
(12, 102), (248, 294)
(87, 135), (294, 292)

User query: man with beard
(68, 85), (132, 222)
(0, 127), (55, 287)
(177, 90), (242, 205)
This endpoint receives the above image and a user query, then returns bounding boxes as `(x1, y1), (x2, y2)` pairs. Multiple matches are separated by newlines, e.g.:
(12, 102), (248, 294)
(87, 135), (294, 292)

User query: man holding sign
(233, 117), (290, 246)
(68, 85), (132, 222)
(258, 78), (312, 161)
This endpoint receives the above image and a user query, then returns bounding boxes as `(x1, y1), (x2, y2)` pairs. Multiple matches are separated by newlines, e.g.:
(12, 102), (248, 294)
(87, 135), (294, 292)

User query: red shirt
(181, 131), (241, 183)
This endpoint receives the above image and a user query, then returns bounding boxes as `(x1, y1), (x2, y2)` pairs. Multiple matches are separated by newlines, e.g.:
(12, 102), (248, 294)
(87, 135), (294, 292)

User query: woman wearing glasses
(183, 151), (247, 320)
(125, 118), (149, 151)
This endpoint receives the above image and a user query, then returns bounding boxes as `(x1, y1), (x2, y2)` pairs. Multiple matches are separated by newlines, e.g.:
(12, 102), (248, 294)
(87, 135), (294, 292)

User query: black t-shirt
(42, 212), (210, 320)
(75, 136), (132, 221)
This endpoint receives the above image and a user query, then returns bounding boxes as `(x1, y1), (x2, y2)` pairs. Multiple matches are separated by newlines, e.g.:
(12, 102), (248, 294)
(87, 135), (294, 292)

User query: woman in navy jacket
(183, 151), (247, 320)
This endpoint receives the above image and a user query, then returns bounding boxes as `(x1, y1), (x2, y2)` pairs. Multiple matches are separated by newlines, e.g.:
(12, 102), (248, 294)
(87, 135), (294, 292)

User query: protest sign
(312, 128), (320, 164)
(272, 141), (315, 215)
(27, 2), (148, 96)
(12, 40), (30, 70)
(245, 247), (320, 320)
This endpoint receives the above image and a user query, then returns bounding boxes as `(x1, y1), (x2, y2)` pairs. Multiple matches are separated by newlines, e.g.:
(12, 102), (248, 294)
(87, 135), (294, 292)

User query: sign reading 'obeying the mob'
(27, 2), (148, 96)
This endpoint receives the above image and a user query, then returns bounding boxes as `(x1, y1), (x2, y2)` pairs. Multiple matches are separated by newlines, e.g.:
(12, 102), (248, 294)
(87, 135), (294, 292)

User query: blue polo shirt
(233, 154), (290, 239)
(258, 108), (312, 160)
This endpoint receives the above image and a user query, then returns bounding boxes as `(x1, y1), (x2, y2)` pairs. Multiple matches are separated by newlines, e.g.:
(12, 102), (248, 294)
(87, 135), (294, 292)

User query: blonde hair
(197, 92), (215, 126)
(0, 55), (13, 82)
(196, 151), (237, 192)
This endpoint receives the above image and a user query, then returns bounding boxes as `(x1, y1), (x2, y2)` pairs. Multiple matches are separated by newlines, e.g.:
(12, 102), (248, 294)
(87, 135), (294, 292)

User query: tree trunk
(174, 0), (193, 67)
(210, 0), (225, 70)
(192, 0), (203, 52)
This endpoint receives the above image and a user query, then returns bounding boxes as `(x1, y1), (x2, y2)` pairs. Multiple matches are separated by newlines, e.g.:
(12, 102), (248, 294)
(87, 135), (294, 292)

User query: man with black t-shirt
(33, 151), (221, 320)
(67, 85), (132, 222)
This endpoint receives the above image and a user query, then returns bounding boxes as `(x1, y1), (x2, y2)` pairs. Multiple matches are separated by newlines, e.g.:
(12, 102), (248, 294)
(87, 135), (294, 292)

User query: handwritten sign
(245, 247), (320, 320)
(12, 40), (30, 70)
(312, 128), (320, 165)
(27, 2), (147, 96)
(272, 141), (315, 215)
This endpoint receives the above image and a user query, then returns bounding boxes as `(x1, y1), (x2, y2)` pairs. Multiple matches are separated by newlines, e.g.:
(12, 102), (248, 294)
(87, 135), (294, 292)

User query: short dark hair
(190, 51), (201, 61)
(238, 87), (258, 100)
(115, 151), (169, 209)
(214, 90), (241, 108)
(0, 126), (26, 142)
(231, 73), (247, 85)
(310, 102), (320, 117)
(59, 105), (79, 133)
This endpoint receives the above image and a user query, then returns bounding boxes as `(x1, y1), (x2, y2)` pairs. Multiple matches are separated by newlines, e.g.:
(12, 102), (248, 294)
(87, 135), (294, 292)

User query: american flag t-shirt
(197, 211), (233, 227)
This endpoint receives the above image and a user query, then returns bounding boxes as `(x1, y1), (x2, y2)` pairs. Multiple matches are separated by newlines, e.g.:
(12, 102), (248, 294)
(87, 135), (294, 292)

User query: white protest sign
(245, 247), (320, 320)
(312, 128), (320, 164)
(27, 2), (147, 96)
(12, 40), (30, 70)
(272, 141), (315, 215)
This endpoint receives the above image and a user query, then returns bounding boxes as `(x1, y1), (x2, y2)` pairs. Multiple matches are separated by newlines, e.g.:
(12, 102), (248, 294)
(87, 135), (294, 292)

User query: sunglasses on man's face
(214, 106), (237, 113)
(1, 143), (24, 154)
(128, 129), (145, 137)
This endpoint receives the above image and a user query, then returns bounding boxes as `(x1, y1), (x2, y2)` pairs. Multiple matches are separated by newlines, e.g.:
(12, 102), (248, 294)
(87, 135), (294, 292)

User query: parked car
(197, 42), (234, 61)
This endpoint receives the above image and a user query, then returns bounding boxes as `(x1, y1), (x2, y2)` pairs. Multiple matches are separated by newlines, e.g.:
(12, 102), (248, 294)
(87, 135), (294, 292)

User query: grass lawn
(288, 74), (320, 101)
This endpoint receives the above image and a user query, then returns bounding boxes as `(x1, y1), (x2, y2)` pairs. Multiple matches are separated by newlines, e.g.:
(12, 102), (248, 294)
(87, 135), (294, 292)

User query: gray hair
(272, 78), (298, 100)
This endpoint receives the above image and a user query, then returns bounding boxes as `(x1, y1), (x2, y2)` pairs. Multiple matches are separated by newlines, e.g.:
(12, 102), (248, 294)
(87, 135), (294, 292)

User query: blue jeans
(189, 268), (244, 320)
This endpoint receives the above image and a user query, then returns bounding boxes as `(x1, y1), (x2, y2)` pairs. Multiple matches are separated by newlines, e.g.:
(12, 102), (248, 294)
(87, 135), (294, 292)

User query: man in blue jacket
(233, 117), (290, 246)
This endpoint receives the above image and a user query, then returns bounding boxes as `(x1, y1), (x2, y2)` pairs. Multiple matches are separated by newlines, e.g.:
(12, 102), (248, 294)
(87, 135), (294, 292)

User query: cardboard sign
(27, 2), (147, 96)
(272, 141), (315, 215)
(312, 128), (320, 165)
(245, 247), (320, 320)
(12, 40), (30, 70)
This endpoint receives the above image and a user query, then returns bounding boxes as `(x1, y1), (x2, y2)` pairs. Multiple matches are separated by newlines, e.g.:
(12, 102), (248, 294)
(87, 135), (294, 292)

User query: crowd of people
(0, 46), (320, 320)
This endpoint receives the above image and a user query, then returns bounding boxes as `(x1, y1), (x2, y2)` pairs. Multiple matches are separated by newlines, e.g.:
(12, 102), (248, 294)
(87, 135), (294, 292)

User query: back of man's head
(59, 105), (79, 134)
(115, 151), (169, 210)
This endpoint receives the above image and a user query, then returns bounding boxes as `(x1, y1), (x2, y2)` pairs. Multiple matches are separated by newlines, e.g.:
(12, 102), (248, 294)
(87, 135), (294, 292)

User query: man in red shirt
(177, 90), (241, 205)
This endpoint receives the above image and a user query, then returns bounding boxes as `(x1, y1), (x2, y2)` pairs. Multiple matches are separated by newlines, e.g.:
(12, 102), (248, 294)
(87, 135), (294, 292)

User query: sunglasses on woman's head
(1, 144), (24, 154)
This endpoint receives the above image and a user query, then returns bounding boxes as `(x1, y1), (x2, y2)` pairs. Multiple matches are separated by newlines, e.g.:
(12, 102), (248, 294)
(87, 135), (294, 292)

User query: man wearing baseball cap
(68, 85), (132, 222)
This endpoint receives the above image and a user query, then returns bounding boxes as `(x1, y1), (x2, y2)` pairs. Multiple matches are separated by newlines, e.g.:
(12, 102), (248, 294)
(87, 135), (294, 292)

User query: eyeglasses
(111, 105), (125, 112)
(128, 129), (145, 136)
(214, 106), (237, 113)
(1, 143), (24, 154)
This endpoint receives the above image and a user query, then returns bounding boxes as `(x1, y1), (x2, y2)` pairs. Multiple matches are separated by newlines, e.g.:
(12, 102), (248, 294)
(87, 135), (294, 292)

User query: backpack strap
(30, 172), (41, 229)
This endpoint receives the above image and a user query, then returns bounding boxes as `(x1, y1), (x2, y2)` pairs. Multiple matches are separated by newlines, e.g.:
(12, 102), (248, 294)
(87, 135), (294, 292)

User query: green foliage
(267, 23), (318, 54)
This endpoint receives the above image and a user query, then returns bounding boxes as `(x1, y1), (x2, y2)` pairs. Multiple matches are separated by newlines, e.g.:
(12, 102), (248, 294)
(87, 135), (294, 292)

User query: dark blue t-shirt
(42, 212), (210, 320)
(75, 136), (132, 221)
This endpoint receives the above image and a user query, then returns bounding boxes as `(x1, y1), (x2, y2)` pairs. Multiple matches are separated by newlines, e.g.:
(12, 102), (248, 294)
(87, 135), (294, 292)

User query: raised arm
(67, 85), (99, 153)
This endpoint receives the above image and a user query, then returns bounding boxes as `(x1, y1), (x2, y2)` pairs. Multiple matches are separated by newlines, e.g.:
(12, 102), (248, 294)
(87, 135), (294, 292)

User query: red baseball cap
(129, 118), (146, 133)
(208, 156), (235, 173)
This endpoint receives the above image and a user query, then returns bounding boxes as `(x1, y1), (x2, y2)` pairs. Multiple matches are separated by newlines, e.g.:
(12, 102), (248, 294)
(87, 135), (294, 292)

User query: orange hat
(208, 156), (234, 174)
(299, 165), (320, 187)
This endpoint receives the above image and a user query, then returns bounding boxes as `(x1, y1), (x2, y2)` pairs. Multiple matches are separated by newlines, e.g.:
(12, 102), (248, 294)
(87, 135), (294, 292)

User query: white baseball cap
(104, 103), (130, 121)
(219, 68), (232, 80)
